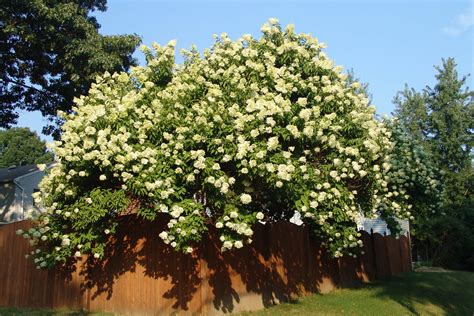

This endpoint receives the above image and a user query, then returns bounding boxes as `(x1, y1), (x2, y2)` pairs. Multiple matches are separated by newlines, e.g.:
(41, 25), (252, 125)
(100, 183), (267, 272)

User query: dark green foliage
(394, 58), (474, 271)
(0, 127), (53, 168)
(429, 203), (474, 271)
(41, 188), (130, 265)
(425, 59), (473, 174)
(0, 0), (141, 137)
(393, 86), (430, 143)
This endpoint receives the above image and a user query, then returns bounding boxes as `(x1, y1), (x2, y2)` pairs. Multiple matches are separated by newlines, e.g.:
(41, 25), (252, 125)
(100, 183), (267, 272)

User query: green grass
(1, 271), (472, 315)
(241, 271), (474, 316)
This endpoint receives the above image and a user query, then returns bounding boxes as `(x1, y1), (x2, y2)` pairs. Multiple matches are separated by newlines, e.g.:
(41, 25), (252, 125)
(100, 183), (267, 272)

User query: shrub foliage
(20, 20), (431, 267)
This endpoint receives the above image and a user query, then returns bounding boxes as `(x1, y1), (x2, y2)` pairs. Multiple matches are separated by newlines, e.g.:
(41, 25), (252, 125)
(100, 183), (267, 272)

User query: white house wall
(0, 183), (20, 222)
(15, 170), (46, 219)
(362, 216), (410, 236)
(289, 211), (409, 236)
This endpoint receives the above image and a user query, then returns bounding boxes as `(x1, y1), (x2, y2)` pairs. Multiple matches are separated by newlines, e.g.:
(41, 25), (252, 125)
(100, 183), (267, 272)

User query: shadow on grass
(371, 271), (474, 315)
(240, 271), (474, 316)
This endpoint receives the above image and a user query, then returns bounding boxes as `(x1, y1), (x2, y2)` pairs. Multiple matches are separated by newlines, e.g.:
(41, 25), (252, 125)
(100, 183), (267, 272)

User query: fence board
(373, 233), (392, 279)
(386, 236), (403, 275)
(399, 235), (411, 273)
(0, 215), (410, 314)
(358, 231), (376, 282)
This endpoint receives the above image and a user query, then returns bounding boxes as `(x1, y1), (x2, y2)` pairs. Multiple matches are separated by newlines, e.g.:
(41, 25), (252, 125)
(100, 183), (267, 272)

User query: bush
(385, 121), (442, 235)
(21, 20), (417, 267)
(432, 204), (474, 271)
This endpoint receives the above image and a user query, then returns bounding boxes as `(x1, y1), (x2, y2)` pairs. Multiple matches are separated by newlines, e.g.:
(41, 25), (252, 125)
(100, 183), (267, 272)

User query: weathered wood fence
(0, 215), (411, 315)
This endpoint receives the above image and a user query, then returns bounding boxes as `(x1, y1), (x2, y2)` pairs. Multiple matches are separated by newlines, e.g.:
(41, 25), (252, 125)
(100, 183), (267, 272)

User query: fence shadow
(79, 215), (201, 311)
(0, 217), (412, 314)
(78, 218), (343, 314)
(203, 222), (341, 313)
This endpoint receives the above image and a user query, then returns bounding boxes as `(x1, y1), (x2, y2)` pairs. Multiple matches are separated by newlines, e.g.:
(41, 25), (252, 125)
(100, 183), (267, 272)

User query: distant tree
(0, 0), (141, 138)
(425, 59), (473, 174)
(386, 119), (443, 238)
(393, 85), (429, 143)
(346, 68), (373, 104)
(393, 58), (474, 270)
(0, 127), (53, 168)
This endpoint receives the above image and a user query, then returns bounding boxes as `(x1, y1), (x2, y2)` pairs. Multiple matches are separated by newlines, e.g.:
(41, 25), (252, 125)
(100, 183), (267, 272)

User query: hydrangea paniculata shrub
(20, 20), (419, 268)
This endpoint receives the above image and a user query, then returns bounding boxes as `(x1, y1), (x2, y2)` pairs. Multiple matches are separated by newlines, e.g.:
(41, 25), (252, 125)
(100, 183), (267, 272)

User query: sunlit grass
(241, 271), (474, 315)
(1, 271), (472, 315)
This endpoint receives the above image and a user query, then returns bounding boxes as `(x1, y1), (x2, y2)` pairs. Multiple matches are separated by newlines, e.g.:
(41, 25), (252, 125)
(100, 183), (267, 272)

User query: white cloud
(442, 5), (473, 36)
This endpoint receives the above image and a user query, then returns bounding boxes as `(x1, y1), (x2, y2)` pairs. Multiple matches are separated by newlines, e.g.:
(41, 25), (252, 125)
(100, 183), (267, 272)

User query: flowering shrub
(384, 120), (443, 232)
(19, 20), (421, 268)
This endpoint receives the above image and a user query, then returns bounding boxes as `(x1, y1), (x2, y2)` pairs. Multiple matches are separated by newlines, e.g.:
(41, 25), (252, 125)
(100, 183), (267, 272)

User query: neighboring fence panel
(372, 232), (392, 279)
(386, 236), (403, 275)
(0, 215), (411, 315)
(399, 235), (412, 273)
(0, 221), (86, 310)
(358, 231), (376, 282)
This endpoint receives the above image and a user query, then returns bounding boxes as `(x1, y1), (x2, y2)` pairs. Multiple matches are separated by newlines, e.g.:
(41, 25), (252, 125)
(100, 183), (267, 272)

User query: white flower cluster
(385, 121), (443, 224)
(25, 20), (422, 266)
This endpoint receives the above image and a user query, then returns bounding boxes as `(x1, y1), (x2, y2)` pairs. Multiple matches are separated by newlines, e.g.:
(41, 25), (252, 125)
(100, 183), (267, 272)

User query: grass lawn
(241, 270), (474, 316)
(1, 271), (472, 315)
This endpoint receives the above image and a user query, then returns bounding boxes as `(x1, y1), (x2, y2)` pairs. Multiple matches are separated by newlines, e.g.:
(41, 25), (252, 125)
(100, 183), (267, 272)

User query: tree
(426, 58), (473, 174)
(21, 20), (413, 268)
(393, 85), (429, 143)
(0, 0), (141, 138)
(345, 68), (373, 104)
(393, 58), (474, 270)
(0, 127), (53, 168)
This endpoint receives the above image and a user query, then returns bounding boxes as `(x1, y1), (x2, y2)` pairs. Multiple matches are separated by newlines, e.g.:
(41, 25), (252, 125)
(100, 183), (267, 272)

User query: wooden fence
(0, 215), (411, 315)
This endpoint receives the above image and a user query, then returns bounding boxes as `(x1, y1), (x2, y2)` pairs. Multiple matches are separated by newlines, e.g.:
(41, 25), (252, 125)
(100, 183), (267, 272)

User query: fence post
(407, 223), (413, 271)
(398, 235), (405, 273)
(384, 233), (392, 277)
(370, 229), (378, 280)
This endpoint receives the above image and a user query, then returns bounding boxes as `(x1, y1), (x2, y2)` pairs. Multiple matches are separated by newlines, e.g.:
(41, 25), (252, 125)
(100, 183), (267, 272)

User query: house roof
(0, 163), (53, 183)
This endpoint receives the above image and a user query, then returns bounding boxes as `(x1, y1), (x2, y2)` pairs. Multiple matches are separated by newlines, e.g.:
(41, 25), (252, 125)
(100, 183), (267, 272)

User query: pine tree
(393, 85), (429, 143)
(426, 58), (473, 174)
(393, 58), (474, 270)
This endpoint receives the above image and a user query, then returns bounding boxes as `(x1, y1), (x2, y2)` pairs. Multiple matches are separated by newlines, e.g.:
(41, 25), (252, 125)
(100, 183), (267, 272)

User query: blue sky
(17, 0), (473, 142)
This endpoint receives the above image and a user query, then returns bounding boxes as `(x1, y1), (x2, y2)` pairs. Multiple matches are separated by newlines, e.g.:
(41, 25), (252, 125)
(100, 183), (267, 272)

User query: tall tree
(393, 85), (429, 143)
(425, 58), (473, 174)
(393, 58), (474, 270)
(0, 127), (53, 168)
(0, 0), (141, 138)
(346, 68), (373, 104)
